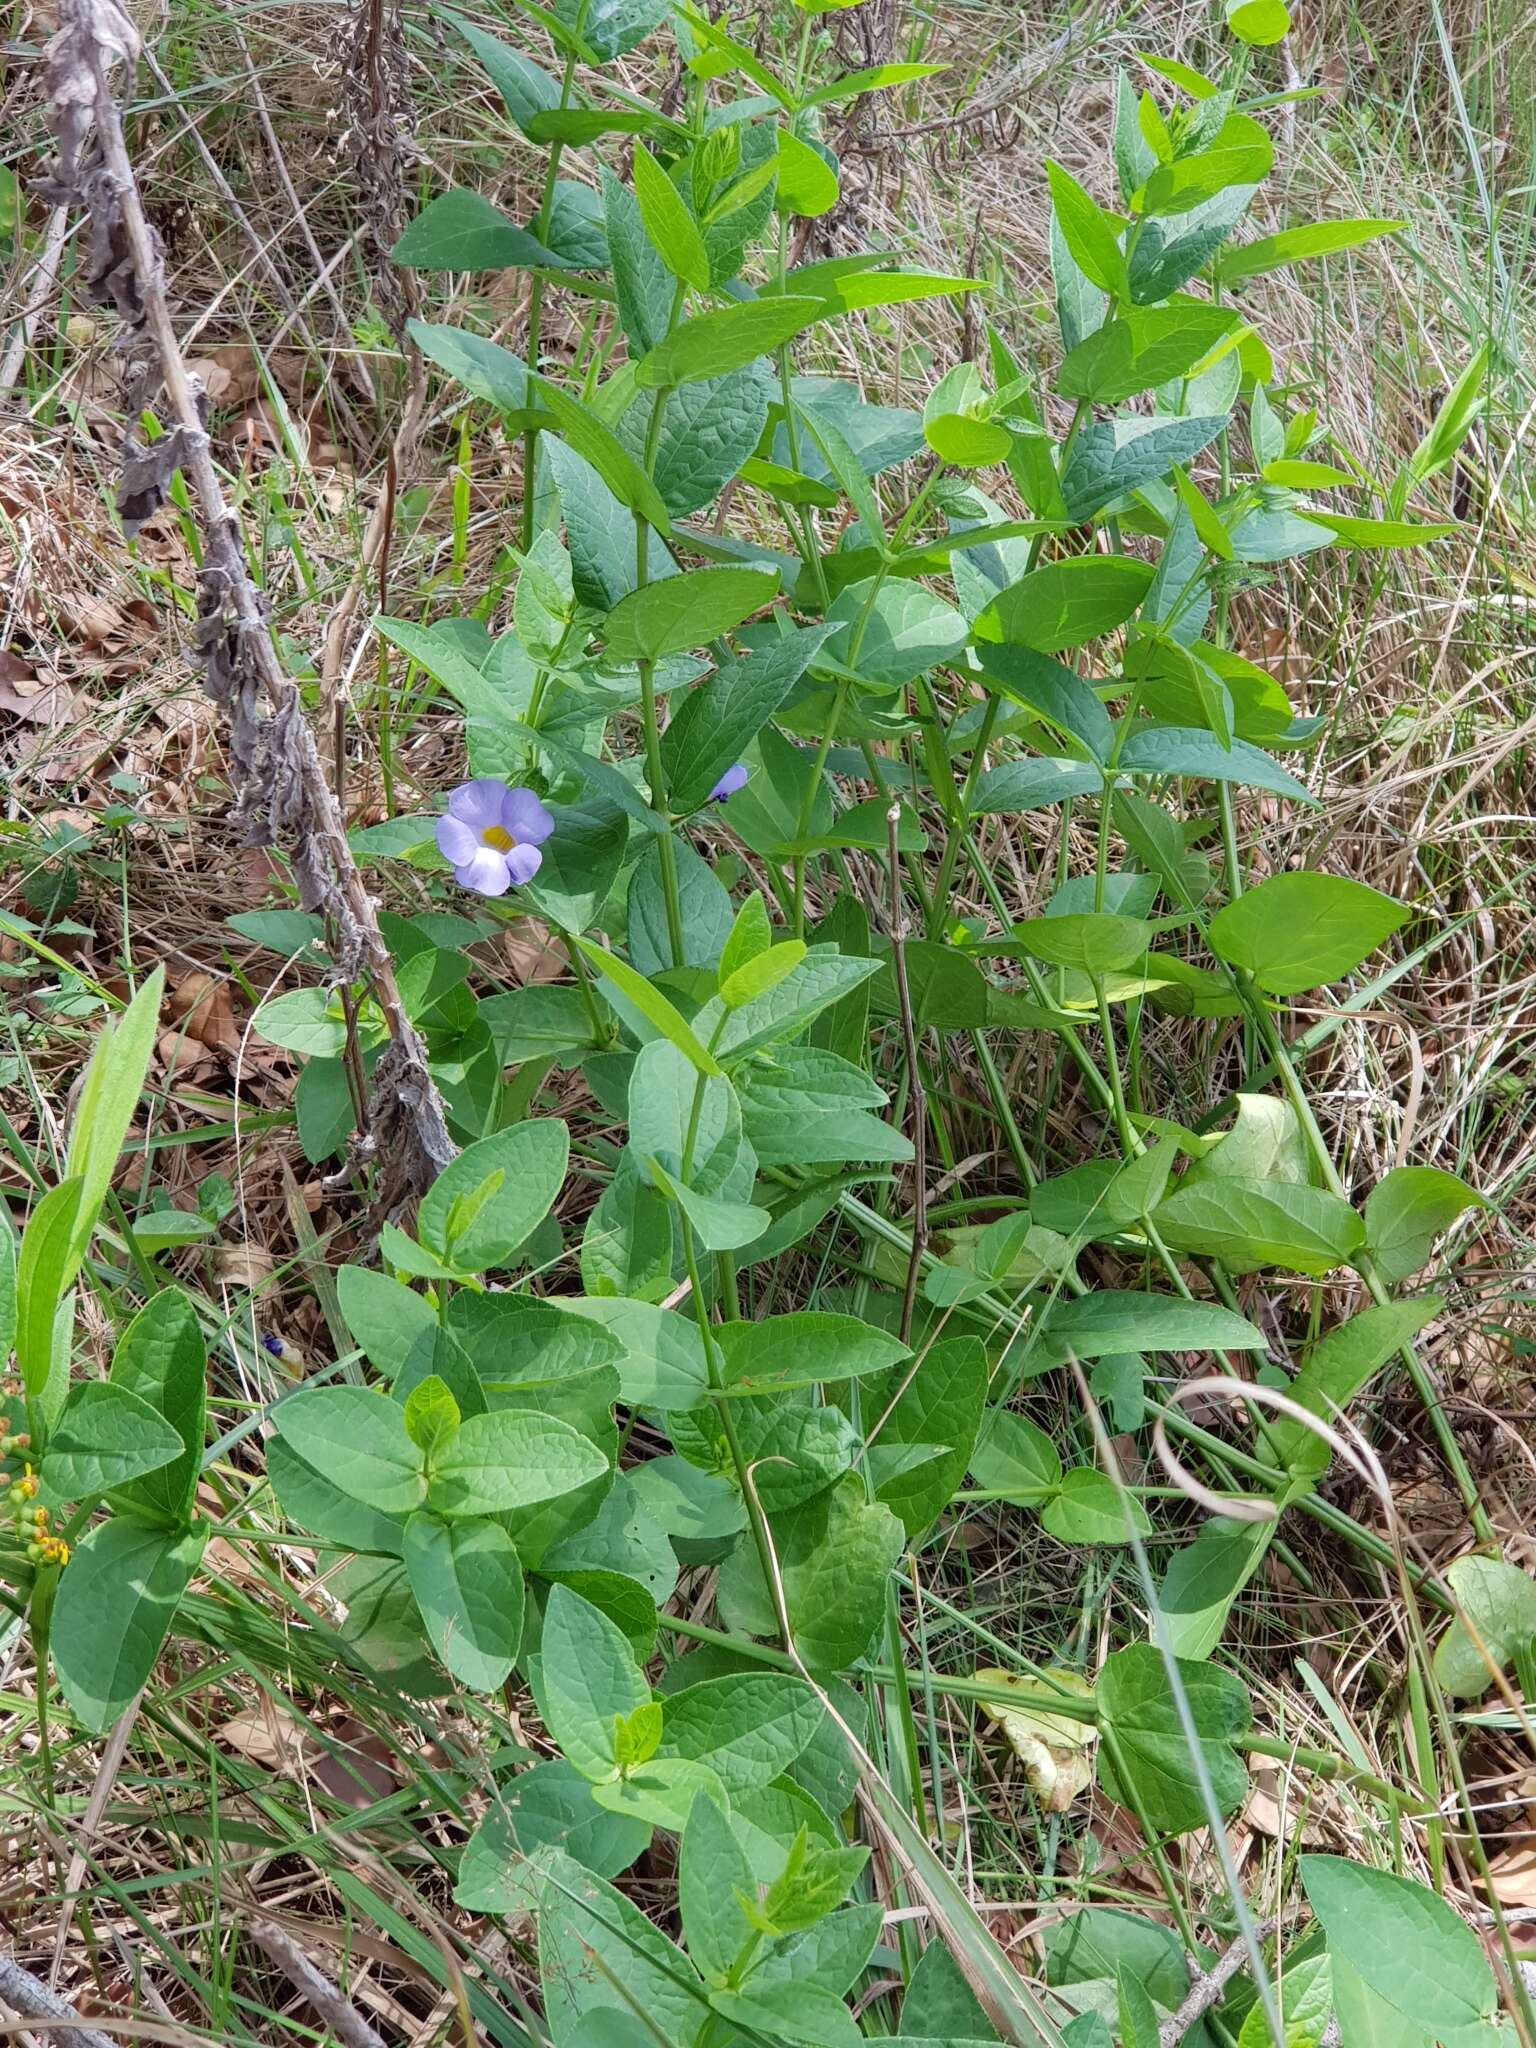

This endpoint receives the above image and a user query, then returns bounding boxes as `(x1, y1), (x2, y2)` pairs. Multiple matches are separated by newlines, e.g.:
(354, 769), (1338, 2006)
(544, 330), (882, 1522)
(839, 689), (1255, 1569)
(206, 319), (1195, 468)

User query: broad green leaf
(632, 143), (709, 290)
(553, 0), (671, 59)
(972, 760), (1105, 815)
(1209, 873), (1410, 995)
(536, 1848), (707, 2046)
(252, 988), (364, 1060)
(710, 1980), (860, 2048)
(428, 1410), (608, 1517)
(662, 624), (833, 812)
(635, 297), (825, 390)
(824, 578), (969, 689)
(455, 1761), (648, 1909)
(1031, 1291), (1267, 1368)
(267, 1435), (406, 1557)
(720, 939), (807, 1009)
(1308, 513), (1458, 549)
(604, 566), (778, 661)
(872, 1334), (988, 1536)
(1118, 1970), (1162, 2048)
(1045, 1905), (1192, 2012)
(15, 1178), (83, 1411)
(403, 1375), (462, 1460)
(1217, 217), (1404, 285)
(418, 1118), (569, 1272)
(1433, 1554), (1536, 1700)
(481, 985), (596, 1067)
(718, 1475), (904, 1670)
(648, 1159), (770, 1251)
(1061, 415), (1227, 522)
(628, 1040), (750, 1200)
(970, 1410), (1063, 1500)
(719, 891), (771, 984)
(601, 161), (672, 356)
(42, 1383), (183, 1501)
(658, 1673), (824, 1791)
(629, 837), (732, 979)
(589, 1751), (723, 1831)
(1096, 1642), (1251, 1833)
(798, 266), (984, 311)
(1363, 1166), (1485, 1284)
(404, 1512), (524, 1690)
(1015, 913), (1151, 976)
(714, 1311), (908, 1393)
(1300, 1855), (1495, 2035)
(273, 1388), (426, 1514)
(52, 1519), (207, 1732)
(976, 645), (1115, 760)
(1116, 726), (1317, 803)
(65, 965), (164, 1267)
(528, 366), (673, 529)
(903, 1938), (999, 2040)
(1185, 1091), (1311, 1188)
(614, 366), (771, 518)
(574, 937), (722, 1075)
(1152, 1177), (1365, 1275)
(1058, 304), (1238, 403)
(1042, 1467), (1150, 1544)
(777, 129), (840, 216)
(442, 11), (562, 134)
(1158, 1516), (1273, 1659)
(1331, 1957), (1434, 2048)
(392, 188), (567, 270)
(1272, 1298), (1442, 1476)
(336, 1264), (437, 1381)
(539, 1583), (649, 1780)
(1226, 0), (1289, 44)
(679, 1792), (755, 1982)
(524, 786), (631, 936)
(975, 558), (1156, 653)
(1045, 161), (1127, 295)
(1138, 115), (1273, 216)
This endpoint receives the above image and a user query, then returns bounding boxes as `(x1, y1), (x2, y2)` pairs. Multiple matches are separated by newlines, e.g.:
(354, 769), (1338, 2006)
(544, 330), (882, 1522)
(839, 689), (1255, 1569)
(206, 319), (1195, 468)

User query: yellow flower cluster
(0, 1439), (69, 1567)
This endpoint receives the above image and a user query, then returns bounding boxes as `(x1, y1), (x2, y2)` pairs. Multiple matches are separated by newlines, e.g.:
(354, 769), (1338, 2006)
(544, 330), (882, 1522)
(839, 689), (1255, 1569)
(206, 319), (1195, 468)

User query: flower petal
(447, 778), (511, 831)
(709, 763), (749, 801)
(504, 841), (543, 886)
(502, 786), (555, 846)
(454, 846), (514, 897)
(436, 814), (478, 866)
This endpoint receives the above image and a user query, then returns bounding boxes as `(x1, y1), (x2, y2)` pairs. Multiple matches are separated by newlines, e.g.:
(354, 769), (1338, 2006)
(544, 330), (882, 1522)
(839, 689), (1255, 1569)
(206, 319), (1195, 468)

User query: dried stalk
(37, 0), (454, 1207)
(0, 1956), (121, 2048)
(244, 1919), (388, 2048)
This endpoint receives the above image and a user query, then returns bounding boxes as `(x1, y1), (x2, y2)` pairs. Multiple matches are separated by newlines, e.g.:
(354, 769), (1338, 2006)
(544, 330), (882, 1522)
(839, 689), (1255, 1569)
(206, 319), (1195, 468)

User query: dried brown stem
(244, 1919), (389, 2048)
(38, 0), (454, 1206)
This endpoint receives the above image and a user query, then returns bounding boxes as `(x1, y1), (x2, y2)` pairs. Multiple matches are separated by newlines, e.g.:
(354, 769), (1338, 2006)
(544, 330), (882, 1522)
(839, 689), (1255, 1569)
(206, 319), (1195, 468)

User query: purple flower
(435, 778), (554, 896)
(709, 763), (749, 802)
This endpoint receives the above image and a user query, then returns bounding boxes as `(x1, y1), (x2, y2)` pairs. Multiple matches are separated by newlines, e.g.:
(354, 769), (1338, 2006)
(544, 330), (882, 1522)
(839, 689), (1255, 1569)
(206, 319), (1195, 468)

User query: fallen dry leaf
(166, 970), (242, 1057)
(977, 1666), (1097, 1812)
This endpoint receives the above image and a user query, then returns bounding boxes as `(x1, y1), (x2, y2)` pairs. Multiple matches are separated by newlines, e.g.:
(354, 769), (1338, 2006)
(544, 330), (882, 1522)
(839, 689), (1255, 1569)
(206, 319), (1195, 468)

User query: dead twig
(244, 1918), (389, 2048)
(0, 1955), (122, 2048)
(35, 0), (455, 1208)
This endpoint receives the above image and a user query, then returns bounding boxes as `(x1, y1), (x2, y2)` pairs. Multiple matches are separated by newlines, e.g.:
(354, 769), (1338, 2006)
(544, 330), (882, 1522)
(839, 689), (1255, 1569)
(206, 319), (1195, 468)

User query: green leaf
(1226, 0), (1289, 43)
(628, 1040), (750, 1200)
(535, 1849), (707, 2046)
(64, 966), (164, 1269)
(614, 366), (771, 518)
(604, 566), (779, 662)
(631, 144), (710, 290)
(1216, 216), (1403, 285)
(590, 1753), (724, 1830)
(442, 11), (562, 135)
(1061, 415), (1227, 522)
(1057, 304), (1238, 403)
(679, 1791), (756, 1983)
(659, 1673), (824, 1791)
(1158, 1517), (1273, 1659)
(392, 188), (567, 270)
(404, 1512), (524, 1690)
(777, 129), (840, 217)
(1434, 1554), (1536, 1700)
(52, 1519), (207, 1732)
(531, 367), (673, 530)
(635, 297), (825, 390)
(273, 1388), (426, 1513)
(971, 761), (1105, 820)
(1271, 1299), (1442, 1476)
(524, 786), (631, 936)
(1116, 726), (1317, 803)
(1300, 1855), (1495, 2036)
(1041, 1467), (1150, 1544)
(719, 891), (771, 984)
(539, 1583), (649, 1781)
(662, 625), (833, 812)
(601, 161), (672, 356)
(970, 1410), (1063, 1500)
(418, 1118), (569, 1273)
(1031, 1292), (1267, 1368)
(1045, 161), (1128, 296)
(903, 1939), (997, 2040)
(1208, 873), (1410, 995)
(719, 1476), (904, 1670)
(554, 0), (671, 60)
(336, 1264), (438, 1380)
(429, 1410), (608, 1517)
(1363, 1166), (1485, 1284)
(975, 558), (1156, 653)
(1138, 116), (1274, 216)
(92, 1293), (202, 1527)
(267, 1435), (406, 1557)
(1308, 513), (1458, 549)
(648, 1159), (770, 1252)
(481, 985), (596, 1067)
(252, 987), (359, 1060)
(1096, 1642), (1251, 1833)
(574, 937), (722, 1075)
(873, 1334), (988, 1536)
(1118, 1969), (1162, 2048)
(714, 1311), (908, 1393)
(710, 1981), (860, 2048)
(1152, 1177), (1365, 1276)
(721, 939), (807, 1009)
(403, 1375), (462, 1459)
(823, 579), (969, 689)
(455, 1760), (648, 1909)
(42, 1383), (184, 1501)
(1015, 913), (1151, 976)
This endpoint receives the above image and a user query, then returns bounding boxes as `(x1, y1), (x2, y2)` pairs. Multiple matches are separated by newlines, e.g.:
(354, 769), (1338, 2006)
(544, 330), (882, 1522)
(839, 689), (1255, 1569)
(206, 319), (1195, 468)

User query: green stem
(520, 51), (578, 553)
